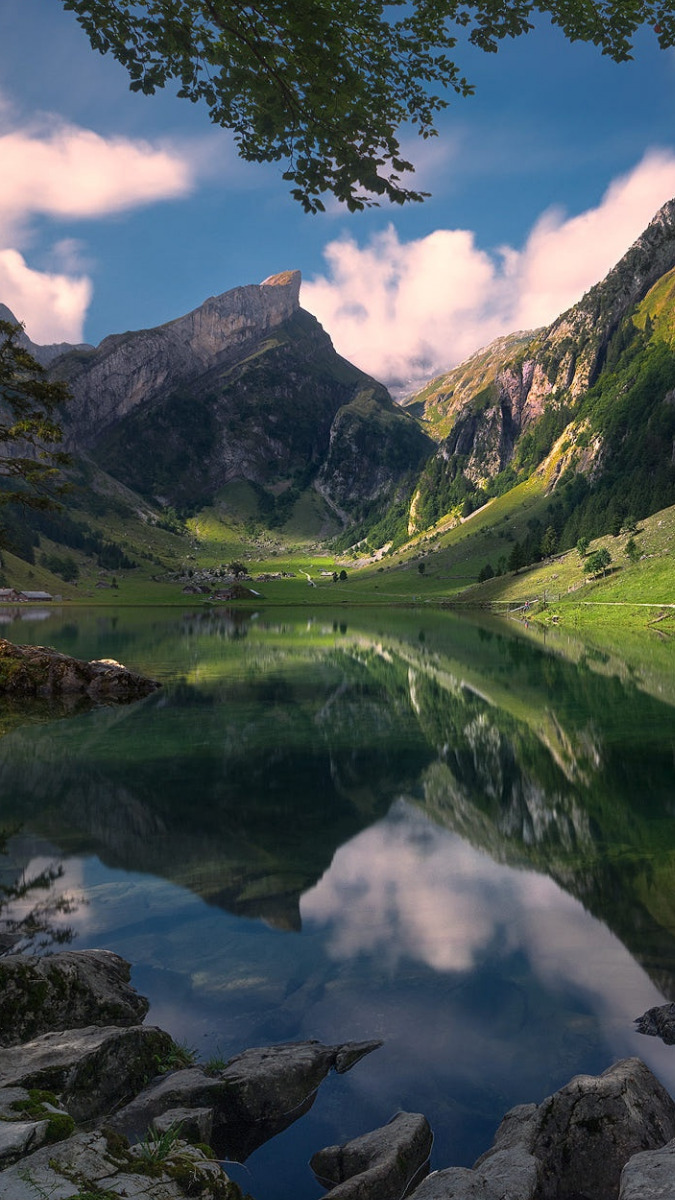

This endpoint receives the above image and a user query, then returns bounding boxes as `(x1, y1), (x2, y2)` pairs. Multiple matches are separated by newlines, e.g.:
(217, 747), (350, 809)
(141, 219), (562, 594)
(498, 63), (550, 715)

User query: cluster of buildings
(0, 588), (53, 603)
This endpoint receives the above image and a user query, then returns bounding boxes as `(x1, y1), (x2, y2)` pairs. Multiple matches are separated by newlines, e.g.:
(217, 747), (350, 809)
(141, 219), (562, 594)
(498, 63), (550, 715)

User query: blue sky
(2, 1), (675, 389)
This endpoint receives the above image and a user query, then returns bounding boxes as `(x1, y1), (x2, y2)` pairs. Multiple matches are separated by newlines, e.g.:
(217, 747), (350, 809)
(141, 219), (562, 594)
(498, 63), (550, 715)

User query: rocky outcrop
(52, 271), (302, 444)
(0, 950), (149, 1046)
(3, 948), (675, 1200)
(0, 1024), (173, 1122)
(408, 1058), (675, 1200)
(0, 639), (160, 704)
(635, 1001), (675, 1044)
(110, 1038), (382, 1161)
(407, 197), (675, 506)
(0, 1128), (242, 1199)
(310, 1111), (432, 1199)
(523, 1057), (675, 1200)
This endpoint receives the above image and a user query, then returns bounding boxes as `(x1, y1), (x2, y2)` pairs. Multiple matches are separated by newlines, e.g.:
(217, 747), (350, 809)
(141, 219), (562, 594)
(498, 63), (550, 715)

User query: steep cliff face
(407, 198), (675, 522)
(53, 271), (303, 446)
(49, 272), (432, 520)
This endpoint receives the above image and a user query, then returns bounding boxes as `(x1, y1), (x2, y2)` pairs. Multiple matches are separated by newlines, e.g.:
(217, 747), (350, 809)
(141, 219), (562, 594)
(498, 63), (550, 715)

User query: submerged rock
(111, 1038), (382, 1160)
(0, 639), (160, 704)
(310, 1110), (432, 1199)
(0, 949), (149, 1046)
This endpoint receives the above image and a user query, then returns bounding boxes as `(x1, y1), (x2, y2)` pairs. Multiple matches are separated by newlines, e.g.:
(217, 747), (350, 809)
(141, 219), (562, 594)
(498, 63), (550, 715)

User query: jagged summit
(42, 268), (430, 520)
(403, 195), (675, 535)
(541, 194), (675, 395)
(52, 271), (305, 444)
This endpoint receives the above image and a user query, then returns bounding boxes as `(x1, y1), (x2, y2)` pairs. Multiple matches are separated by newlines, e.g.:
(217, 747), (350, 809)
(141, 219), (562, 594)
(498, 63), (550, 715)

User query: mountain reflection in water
(1, 605), (675, 1199)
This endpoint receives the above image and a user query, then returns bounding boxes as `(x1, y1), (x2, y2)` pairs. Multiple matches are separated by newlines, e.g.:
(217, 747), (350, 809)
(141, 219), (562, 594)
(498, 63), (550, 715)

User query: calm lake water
(1, 604), (675, 1198)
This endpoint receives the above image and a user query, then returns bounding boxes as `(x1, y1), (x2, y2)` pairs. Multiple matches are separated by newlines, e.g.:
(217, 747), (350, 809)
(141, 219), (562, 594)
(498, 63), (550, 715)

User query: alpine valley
(2, 200), (675, 623)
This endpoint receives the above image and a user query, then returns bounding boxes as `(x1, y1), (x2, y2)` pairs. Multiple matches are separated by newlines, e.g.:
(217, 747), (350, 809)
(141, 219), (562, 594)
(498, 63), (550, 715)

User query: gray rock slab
(152, 1105), (214, 1144)
(0, 949), (149, 1046)
(0, 1024), (173, 1122)
(0, 1130), (239, 1199)
(408, 1167), (496, 1199)
(0, 1117), (49, 1165)
(477, 1146), (539, 1200)
(0, 1087), (30, 1118)
(108, 1066), (229, 1141)
(310, 1111), (432, 1199)
(113, 1038), (382, 1161)
(620, 1136), (675, 1199)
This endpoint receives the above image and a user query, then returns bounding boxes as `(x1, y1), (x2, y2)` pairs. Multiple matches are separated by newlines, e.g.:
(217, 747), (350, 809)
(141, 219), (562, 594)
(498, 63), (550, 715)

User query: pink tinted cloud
(0, 116), (195, 342)
(303, 150), (675, 391)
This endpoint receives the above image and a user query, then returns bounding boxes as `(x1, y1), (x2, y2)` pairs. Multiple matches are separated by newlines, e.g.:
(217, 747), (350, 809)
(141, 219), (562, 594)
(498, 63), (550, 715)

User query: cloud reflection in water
(302, 799), (675, 1090)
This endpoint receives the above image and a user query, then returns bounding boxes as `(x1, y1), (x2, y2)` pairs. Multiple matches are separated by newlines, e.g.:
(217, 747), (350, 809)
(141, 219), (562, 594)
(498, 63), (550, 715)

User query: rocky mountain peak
(54, 271), (304, 444)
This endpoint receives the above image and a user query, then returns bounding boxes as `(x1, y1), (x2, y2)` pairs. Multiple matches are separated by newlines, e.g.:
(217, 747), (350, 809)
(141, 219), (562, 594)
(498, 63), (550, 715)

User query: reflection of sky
(14, 803), (675, 1200)
(301, 801), (675, 1092)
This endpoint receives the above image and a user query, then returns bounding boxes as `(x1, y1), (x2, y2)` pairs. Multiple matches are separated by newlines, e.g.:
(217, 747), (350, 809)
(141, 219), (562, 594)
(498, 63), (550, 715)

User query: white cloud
(301, 801), (675, 1093)
(0, 112), (195, 343)
(302, 150), (675, 391)
(0, 248), (91, 344)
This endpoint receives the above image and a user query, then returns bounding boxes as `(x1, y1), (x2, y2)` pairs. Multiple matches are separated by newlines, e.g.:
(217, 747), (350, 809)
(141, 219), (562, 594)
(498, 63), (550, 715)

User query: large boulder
(407, 1168), (497, 1199)
(0, 950), (149, 1046)
(0, 639), (160, 703)
(0, 1024), (173, 1122)
(408, 1059), (675, 1200)
(310, 1111), (432, 1199)
(524, 1058), (675, 1200)
(111, 1038), (382, 1160)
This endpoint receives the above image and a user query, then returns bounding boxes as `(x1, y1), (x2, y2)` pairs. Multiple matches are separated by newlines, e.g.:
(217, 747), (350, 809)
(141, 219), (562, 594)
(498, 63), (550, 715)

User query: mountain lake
(1, 604), (675, 1199)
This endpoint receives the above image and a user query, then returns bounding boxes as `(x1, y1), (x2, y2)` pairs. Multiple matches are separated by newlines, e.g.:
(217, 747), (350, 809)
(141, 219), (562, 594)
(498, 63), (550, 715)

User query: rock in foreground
(0, 1024), (173, 1122)
(0, 1129), (242, 1199)
(311, 1111), (432, 1199)
(111, 1038), (383, 1161)
(409, 1057), (675, 1200)
(0, 949), (149, 1047)
(0, 639), (160, 703)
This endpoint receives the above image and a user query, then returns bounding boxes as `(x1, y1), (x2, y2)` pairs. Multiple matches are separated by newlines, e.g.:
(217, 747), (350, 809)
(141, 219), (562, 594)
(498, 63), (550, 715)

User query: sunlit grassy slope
(0, 438), (672, 625)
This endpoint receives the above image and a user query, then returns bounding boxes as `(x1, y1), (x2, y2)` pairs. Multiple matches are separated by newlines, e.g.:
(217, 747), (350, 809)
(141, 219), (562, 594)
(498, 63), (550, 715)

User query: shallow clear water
(2, 605), (675, 1198)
